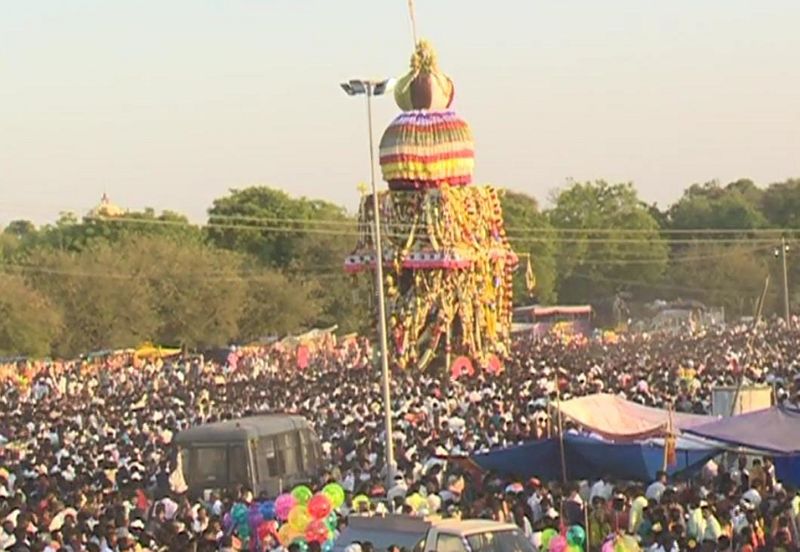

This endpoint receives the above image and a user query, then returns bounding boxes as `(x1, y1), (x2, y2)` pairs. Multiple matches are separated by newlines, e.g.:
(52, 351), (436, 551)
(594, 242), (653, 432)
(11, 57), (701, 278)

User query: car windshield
(466, 529), (535, 552)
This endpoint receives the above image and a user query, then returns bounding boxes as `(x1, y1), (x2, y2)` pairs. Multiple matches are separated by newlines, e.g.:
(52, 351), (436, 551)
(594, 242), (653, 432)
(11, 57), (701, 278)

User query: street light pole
(341, 79), (396, 488)
(781, 237), (790, 326)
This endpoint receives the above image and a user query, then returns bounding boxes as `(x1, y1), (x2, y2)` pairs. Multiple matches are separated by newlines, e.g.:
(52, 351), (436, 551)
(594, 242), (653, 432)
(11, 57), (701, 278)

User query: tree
(310, 273), (372, 334)
(0, 274), (62, 357)
(25, 244), (158, 357)
(32, 209), (202, 254)
(499, 190), (557, 304)
(668, 180), (766, 230)
(126, 236), (246, 349)
(24, 235), (253, 355)
(206, 186), (361, 330)
(668, 244), (769, 317)
(207, 187), (353, 269)
(548, 181), (668, 304)
(3, 220), (36, 241)
(238, 270), (321, 342)
(762, 179), (800, 228)
(0, 231), (21, 262)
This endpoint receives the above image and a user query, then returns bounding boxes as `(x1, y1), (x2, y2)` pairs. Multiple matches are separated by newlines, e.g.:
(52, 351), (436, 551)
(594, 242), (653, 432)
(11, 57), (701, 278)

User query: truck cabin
(174, 414), (322, 498)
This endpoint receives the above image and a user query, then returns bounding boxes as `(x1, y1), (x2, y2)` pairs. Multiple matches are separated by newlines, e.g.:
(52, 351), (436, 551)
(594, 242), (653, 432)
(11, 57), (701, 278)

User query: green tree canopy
(206, 187), (353, 269)
(761, 179), (800, 228)
(668, 244), (769, 317)
(548, 181), (668, 303)
(668, 180), (766, 230)
(124, 236), (247, 348)
(237, 270), (321, 342)
(206, 186), (365, 331)
(3, 220), (36, 241)
(500, 190), (557, 304)
(25, 243), (158, 357)
(0, 274), (62, 357)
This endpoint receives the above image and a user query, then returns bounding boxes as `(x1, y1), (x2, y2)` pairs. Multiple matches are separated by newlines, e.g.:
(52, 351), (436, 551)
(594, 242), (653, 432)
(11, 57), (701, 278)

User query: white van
(334, 516), (534, 552)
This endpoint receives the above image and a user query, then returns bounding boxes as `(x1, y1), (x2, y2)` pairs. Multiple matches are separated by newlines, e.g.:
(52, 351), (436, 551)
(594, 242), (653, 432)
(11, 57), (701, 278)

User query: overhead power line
(124, 212), (800, 235)
(67, 215), (795, 245)
(1, 240), (774, 282)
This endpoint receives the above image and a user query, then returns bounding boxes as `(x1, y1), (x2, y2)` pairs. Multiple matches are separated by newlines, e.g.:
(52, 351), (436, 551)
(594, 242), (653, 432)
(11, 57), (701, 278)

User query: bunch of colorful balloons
(220, 483), (346, 551)
(273, 484), (346, 551)
(544, 525), (586, 552)
(223, 499), (280, 546)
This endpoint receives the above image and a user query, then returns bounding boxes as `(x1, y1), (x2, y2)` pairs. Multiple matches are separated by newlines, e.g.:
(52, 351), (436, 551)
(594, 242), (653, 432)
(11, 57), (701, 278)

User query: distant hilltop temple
(88, 193), (126, 218)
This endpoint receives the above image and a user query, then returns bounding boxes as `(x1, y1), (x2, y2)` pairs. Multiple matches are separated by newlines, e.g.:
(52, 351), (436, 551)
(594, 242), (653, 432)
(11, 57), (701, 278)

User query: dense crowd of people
(0, 320), (799, 552)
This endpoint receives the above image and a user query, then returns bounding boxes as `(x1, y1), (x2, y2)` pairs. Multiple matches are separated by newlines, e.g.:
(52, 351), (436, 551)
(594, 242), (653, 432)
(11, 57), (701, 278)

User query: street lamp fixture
(340, 78), (397, 488)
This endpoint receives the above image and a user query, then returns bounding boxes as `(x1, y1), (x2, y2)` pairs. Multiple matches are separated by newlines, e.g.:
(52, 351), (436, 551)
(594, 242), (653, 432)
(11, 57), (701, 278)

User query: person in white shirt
(646, 471), (668, 503)
(590, 476), (613, 502)
(526, 479), (546, 525)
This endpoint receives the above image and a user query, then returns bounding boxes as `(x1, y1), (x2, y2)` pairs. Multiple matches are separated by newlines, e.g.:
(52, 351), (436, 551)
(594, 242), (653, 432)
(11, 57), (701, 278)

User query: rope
(407, 0), (418, 46)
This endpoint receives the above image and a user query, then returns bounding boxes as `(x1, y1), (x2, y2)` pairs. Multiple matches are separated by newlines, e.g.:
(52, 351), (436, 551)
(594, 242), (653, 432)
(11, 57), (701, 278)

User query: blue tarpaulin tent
(774, 456), (800, 487)
(684, 406), (800, 487)
(683, 406), (800, 455)
(472, 435), (718, 482)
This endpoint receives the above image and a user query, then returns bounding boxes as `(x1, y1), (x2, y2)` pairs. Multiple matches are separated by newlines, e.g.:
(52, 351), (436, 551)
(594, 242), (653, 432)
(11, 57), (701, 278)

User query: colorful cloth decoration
(379, 110), (474, 190)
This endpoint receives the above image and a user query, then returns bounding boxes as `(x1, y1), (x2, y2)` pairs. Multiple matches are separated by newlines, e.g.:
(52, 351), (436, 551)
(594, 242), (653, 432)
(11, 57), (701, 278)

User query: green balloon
(542, 528), (557, 551)
(322, 483), (346, 509)
(292, 485), (314, 505)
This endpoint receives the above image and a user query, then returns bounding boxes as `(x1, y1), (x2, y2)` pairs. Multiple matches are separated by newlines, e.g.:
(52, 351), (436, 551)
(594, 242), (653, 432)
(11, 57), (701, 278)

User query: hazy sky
(3, 0), (799, 224)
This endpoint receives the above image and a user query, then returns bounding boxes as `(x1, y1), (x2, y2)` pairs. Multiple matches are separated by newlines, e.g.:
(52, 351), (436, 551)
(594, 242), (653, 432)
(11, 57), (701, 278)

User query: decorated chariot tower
(345, 40), (518, 372)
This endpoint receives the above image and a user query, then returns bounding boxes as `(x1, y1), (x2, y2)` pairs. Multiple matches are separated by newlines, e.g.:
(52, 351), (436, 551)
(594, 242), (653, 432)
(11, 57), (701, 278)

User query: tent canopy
(472, 435), (717, 482)
(555, 393), (711, 441)
(684, 406), (800, 455)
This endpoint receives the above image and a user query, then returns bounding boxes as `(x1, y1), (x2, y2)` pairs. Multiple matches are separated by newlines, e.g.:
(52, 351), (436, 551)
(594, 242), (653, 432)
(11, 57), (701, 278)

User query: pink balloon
(601, 539), (615, 552)
(275, 493), (297, 521)
(549, 535), (567, 552)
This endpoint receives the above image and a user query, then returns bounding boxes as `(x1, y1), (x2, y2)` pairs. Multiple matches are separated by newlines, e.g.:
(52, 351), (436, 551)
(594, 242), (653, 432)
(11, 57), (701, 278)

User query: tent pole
(662, 411), (669, 472)
(555, 370), (567, 484)
(583, 504), (590, 552)
(663, 403), (675, 472)
(730, 275), (769, 417)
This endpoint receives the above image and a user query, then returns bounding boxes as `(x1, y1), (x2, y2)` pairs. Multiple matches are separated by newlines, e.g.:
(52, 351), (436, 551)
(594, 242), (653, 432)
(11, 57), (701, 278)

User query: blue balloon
(322, 539), (335, 552)
(260, 500), (276, 520)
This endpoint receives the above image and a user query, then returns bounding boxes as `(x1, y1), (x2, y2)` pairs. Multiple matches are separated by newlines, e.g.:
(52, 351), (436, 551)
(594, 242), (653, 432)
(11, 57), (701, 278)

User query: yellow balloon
(278, 524), (300, 546)
(288, 505), (312, 532)
(405, 493), (427, 512)
(351, 495), (370, 512)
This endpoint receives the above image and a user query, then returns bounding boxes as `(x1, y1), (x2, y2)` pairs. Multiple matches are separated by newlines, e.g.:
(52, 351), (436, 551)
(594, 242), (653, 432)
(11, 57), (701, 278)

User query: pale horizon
(2, 0), (799, 225)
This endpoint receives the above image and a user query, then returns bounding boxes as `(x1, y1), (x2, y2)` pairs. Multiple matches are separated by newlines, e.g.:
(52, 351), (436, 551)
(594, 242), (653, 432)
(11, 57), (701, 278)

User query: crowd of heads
(0, 321), (798, 551)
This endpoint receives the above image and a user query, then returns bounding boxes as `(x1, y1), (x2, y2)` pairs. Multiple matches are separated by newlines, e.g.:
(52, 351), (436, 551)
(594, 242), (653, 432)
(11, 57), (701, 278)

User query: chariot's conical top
(393, 39), (455, 112)
(380, 40), (474, 191)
